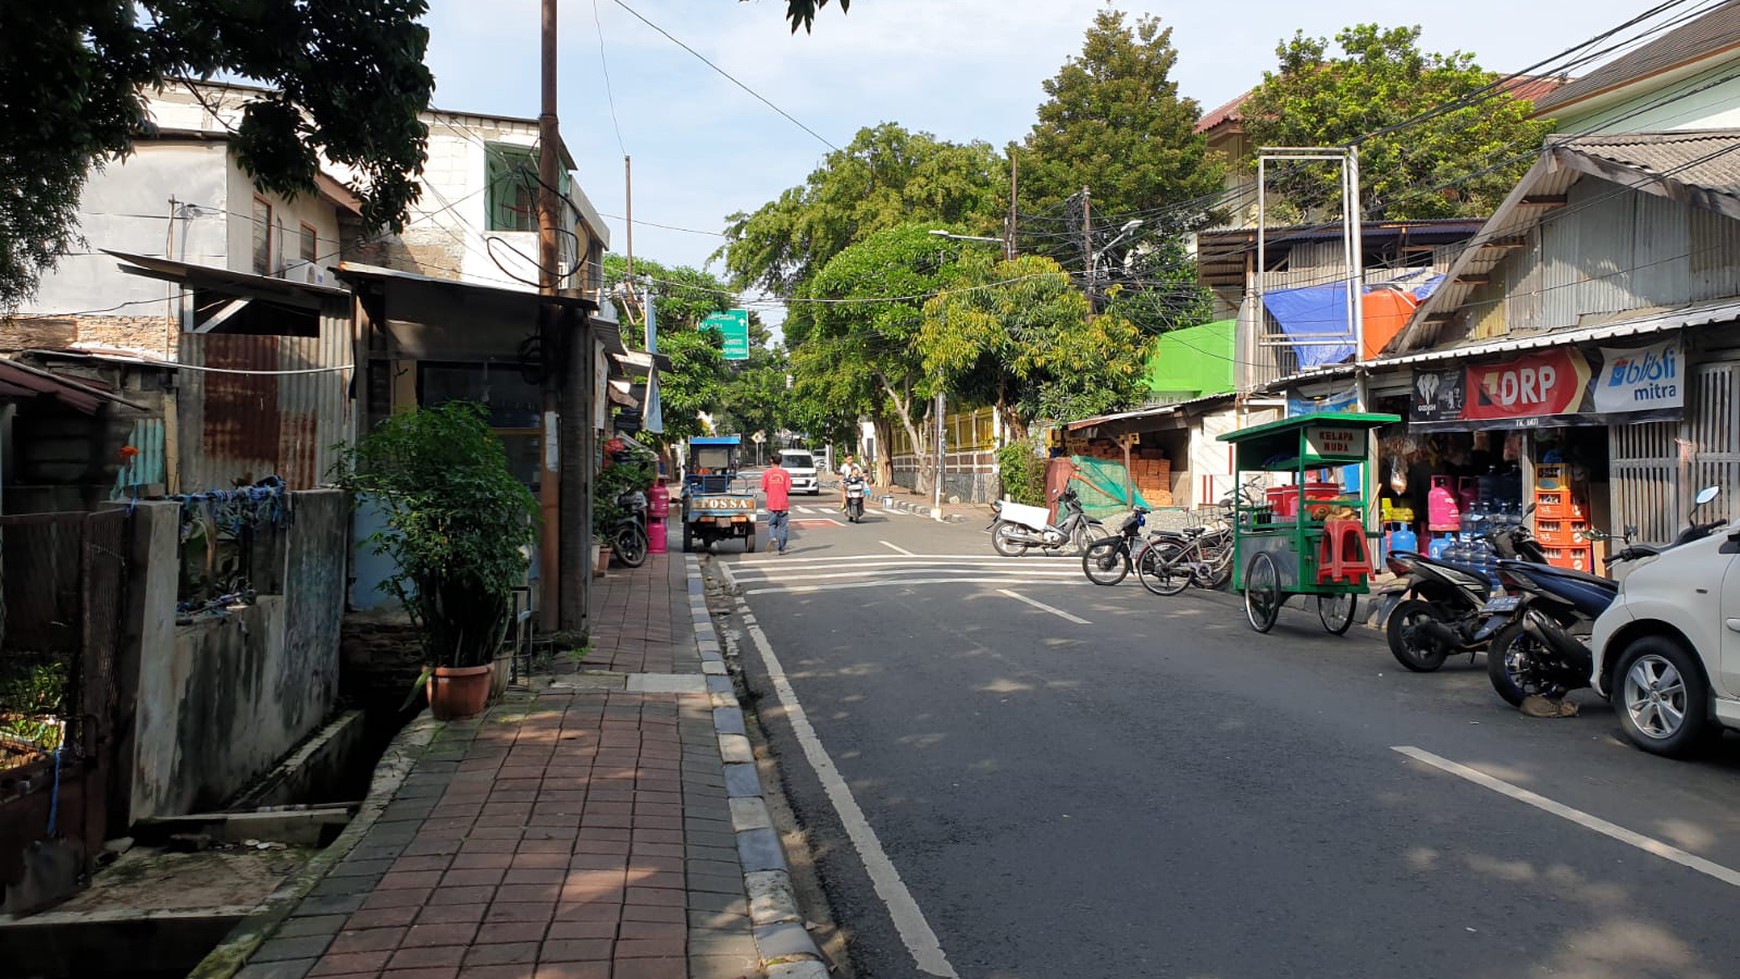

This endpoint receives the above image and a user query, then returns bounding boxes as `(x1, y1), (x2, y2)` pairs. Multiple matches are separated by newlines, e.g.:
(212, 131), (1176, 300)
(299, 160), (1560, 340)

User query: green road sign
(703, 309), (751, 360)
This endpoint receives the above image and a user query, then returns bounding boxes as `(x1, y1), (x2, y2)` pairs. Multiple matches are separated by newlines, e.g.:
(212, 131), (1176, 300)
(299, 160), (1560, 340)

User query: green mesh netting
(1069, 455), (1149, 519)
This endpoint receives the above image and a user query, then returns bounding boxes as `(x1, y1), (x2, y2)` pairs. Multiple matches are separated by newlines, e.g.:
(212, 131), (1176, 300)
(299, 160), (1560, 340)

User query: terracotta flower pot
(426, 664), (493, 720)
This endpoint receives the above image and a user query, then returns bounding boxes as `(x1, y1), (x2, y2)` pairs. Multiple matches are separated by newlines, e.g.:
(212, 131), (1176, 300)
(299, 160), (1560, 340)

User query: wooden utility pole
(1081, 186), (1094, 314)
(536, 0), (561, 630)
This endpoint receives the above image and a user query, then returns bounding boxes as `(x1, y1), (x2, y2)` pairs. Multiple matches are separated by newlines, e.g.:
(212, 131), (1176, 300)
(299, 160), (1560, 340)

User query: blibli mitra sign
(1593, 338), (1683, 414)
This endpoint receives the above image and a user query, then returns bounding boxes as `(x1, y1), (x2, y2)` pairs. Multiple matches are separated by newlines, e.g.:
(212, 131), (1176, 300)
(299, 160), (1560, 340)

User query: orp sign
(1464, 349), (1591, 422)
(702, 309), (752, 361)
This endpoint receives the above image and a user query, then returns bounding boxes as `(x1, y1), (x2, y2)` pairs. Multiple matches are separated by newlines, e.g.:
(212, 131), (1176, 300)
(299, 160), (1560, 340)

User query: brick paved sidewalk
(229, 554), (774, 979)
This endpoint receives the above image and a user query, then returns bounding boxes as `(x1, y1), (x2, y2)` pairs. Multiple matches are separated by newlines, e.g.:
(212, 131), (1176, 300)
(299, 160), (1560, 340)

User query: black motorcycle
(611, 490), (650, 568)
(1080, 507), (1150, 585)
(1485, 486), (1723, 707)
(1382, 516), (1549, 672)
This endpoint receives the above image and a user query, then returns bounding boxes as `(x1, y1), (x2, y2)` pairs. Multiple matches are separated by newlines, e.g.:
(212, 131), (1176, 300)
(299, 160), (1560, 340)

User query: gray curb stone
(687, 556), (828, 973)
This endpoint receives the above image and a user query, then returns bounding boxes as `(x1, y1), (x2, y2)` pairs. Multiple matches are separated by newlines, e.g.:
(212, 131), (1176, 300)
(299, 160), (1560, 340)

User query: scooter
(611, 489), (650, 568)
(1485, 486), (1724, 707)
(989, 487), (1106, 557)
(843, 474), (867, 523)
(1381, 512), (1550, 671)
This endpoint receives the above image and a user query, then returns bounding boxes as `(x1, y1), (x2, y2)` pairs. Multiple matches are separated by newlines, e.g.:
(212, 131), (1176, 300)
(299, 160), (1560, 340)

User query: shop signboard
(1591, 337), (1683, 414)
(1288, 384), (1360, 417)
(1306, 425), (1362, 458)
(1409, 369), (1465, 424)
(1463, 349), (1592, 424)
(702, 309), (752, 361)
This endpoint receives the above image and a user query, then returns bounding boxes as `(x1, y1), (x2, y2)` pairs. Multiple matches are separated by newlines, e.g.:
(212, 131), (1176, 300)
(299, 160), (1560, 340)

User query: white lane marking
(736, 554), (1082, 566)
(794, 517), (846, 527)
(736, 599), (959, 978)
(880, 540), (915, 556)
(997, 588), (1091, 625)
(743, 576), (1090, 596)
(796, 505), (813, 514)
(878, 508), (902, 516)
(1394, 746), (1740, 890)
(738, 567), (1086, 583)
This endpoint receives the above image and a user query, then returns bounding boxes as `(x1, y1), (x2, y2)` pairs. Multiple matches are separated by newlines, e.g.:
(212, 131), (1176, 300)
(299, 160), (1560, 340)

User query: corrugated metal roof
(1065, 393), (1237, 432)
(1559, 129), (1740, 202)
(1533, 1), (1740, 114)
(0, 359), (147, 413)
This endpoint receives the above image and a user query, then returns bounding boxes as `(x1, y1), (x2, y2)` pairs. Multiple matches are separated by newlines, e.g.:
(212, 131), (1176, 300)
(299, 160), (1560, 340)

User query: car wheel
(1612, 635), (1716, 758)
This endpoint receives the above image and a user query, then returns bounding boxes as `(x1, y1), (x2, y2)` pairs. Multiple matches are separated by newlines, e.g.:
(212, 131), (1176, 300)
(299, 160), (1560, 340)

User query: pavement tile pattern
(233, 556), (783, 979)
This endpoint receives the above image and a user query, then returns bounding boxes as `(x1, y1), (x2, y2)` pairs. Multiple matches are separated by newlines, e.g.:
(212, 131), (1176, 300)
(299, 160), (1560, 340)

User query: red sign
(1463, 349), (1591, 422)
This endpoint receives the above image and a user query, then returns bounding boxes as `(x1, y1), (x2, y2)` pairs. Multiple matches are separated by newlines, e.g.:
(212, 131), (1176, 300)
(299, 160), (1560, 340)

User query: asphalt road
(705, 496), (1740, 979)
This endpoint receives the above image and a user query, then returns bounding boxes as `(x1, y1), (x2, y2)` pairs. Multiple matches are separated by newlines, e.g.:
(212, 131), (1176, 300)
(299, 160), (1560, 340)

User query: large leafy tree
(798, 223), (964, 488)
(0, 0), (434, 310)
(603, 255), (731, 444)
(1019, 10), (1223, 221)
(924, 251), (1147, 434)
(784, 0), (846, 32)
(1243, 24), (1553, 220)
(720, 123), (1004, 303)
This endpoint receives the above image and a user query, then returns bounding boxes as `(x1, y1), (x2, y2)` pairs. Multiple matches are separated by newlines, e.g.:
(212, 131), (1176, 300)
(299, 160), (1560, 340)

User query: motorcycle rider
(839, 455), (862, 512)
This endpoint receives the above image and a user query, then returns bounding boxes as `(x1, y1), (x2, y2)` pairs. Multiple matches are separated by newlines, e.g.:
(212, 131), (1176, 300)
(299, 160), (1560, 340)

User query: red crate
(1535, 518), (1590, 545)
(1533, 489), (1589, 520)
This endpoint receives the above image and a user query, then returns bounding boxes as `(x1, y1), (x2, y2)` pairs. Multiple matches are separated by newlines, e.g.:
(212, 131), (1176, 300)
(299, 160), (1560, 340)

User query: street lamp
(927, 229), (1005, 245)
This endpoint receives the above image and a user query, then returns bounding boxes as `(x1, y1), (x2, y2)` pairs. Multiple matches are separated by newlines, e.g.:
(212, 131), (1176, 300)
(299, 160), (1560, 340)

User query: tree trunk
(878, 372), (929, 494)
(871, 417), (895, 487)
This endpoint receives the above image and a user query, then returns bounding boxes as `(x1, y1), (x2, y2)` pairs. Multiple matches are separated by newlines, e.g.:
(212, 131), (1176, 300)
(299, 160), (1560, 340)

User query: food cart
(1216, 412), (1400, 633)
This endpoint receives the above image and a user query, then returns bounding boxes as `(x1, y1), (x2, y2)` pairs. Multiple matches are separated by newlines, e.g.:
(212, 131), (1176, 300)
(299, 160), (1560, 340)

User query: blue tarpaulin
(1266, 272), (1446, 368)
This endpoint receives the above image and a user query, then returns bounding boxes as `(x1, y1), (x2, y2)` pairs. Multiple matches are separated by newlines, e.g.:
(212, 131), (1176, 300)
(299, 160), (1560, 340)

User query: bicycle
(1136, 503), (1238, 597)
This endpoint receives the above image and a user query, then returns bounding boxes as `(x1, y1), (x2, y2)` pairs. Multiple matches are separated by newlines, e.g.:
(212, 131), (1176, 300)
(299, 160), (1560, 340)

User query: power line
(592, 0), (629, 157)
(609, 0), (840, 153)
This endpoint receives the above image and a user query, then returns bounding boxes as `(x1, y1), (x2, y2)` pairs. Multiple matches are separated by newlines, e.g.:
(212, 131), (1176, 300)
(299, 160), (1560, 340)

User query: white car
(1589, 488), (1740, 757)
(778, 450), (821, 495)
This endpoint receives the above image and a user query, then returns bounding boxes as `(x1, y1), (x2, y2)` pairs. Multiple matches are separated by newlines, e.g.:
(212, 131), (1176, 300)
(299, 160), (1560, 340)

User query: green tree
(720, 123), (1004, 301)
(923, 251), (1147, 433)
(1019, 10), (1224, 220)
(1, 1), (434, 309)
(799, 223), (965, 488)
(1243, 24), (1553, 220)
(602, 254), (734, 444)
(784, 0), (846, 32)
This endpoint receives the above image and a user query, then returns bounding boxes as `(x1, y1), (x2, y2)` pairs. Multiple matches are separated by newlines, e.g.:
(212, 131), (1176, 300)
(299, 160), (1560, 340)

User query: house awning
(106, 250), (351, 309)
(611, 349), (673, 375)
(1065, 393), (1238, 436)
(607, 378), (639, 408)
(0, 358), (148, 414)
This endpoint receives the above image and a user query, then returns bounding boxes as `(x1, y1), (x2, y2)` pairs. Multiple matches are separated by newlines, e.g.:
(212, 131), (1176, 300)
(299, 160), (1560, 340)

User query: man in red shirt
(760, 456), (793, 554)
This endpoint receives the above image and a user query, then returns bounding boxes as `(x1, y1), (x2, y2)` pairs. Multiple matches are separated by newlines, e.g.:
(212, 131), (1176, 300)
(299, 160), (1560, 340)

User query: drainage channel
(0, 700), (417, 979)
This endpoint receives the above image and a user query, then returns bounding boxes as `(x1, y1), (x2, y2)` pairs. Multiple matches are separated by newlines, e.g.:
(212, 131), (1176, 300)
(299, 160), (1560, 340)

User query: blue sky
(421, 0), (1682, 287)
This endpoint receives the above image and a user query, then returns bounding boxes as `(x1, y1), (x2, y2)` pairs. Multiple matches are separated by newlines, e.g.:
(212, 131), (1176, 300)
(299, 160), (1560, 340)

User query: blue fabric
(1265, 286), (1355, 368)
(767, 510), (789, 552)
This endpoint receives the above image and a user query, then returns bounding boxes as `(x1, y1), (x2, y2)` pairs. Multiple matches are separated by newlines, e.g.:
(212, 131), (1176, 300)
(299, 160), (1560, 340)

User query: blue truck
(682, 436), (758, 552)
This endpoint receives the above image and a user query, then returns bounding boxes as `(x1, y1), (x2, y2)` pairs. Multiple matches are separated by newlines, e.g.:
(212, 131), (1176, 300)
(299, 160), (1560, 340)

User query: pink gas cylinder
(1427, 475), (1461, 532)
(648, 478), (672, 554)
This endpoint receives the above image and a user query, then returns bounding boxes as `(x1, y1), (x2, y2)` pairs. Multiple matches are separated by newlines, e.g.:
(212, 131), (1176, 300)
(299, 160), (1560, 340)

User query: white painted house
(1530, 2), (1740, 132)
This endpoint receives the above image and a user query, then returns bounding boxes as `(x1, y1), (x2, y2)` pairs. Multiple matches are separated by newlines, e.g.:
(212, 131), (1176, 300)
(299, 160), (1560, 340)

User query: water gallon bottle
(1429, 535), (1451, 559)
(1428, 476), (1461, 532)
(1389, 523), (1417, 555)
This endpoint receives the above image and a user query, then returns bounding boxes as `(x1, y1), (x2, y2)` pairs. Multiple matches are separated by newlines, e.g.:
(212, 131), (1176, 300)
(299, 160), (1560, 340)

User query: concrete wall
(126, 490), (347, 821)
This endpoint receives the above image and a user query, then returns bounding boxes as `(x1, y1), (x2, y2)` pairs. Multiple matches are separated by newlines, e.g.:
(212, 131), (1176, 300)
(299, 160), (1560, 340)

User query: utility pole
(1004, 154), (1018, 261)
(932, 388), (945, 520)
(536, 0), (561, 631)
(624, 155), (634, 281)
(1081, 186), (1094, 314)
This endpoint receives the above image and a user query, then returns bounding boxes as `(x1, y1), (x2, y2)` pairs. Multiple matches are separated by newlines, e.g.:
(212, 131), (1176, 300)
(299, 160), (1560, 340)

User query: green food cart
(1216, 412), (1401, 634)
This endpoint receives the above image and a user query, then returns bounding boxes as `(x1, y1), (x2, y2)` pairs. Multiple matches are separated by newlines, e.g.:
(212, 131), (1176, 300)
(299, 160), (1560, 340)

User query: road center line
(997, 588), (1091, 625)
(1393, 745), (1740, 890)
(879, 540), (915, 556)
(735, 598), (959, 978)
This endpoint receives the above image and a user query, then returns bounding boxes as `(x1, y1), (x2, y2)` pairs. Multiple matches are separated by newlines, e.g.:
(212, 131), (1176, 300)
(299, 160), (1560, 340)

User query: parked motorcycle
(1485, 486), (1724, 707)
(843, 473), (868, 523)
(1382, 513), (1550, 671)
(611, 489), (650, 568)
(990, 487), (1106, 557)
(1081, 507), (1150, 585)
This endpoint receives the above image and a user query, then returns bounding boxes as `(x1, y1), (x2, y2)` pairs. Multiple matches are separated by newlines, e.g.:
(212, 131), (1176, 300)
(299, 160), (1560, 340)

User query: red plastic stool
(1316, 519), (1370, 584)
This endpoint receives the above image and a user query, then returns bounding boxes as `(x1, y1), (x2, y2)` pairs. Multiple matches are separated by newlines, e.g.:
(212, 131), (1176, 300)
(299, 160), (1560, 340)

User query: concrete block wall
(123, 489), (348, 821)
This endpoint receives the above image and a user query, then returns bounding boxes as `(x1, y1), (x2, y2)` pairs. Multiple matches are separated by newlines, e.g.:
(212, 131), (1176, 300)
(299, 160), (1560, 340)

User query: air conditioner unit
(282, 260), (327, 286)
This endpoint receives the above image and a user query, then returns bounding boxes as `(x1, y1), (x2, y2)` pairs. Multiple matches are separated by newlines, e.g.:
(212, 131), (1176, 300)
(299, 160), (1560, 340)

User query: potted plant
(593, 531), (611, 577)
(333, 403), (537, 720)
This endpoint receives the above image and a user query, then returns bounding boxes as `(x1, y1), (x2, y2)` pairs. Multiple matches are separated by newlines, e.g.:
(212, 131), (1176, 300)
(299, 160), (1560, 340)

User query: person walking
(761, 454), (793, 554)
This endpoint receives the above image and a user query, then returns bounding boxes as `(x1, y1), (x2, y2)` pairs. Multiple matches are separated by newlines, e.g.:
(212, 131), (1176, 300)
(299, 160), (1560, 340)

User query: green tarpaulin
(1069, 455), (1148, 518)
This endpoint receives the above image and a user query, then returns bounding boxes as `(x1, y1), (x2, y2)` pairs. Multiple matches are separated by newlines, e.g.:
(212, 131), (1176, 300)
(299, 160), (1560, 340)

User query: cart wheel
(1318, 593), (1358, 635)
(1244, 552), (1282, 633)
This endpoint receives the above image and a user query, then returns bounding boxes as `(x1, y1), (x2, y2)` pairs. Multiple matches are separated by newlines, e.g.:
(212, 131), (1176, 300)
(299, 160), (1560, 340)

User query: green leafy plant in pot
(332, 403), (537, 720)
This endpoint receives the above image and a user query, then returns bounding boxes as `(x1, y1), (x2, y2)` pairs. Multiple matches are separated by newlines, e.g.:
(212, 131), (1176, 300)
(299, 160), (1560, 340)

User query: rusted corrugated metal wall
(177, 297), (353, 491)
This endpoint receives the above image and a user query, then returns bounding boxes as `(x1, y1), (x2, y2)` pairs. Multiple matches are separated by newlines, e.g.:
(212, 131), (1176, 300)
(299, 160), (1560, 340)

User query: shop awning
(1065, 393), (1237, 437)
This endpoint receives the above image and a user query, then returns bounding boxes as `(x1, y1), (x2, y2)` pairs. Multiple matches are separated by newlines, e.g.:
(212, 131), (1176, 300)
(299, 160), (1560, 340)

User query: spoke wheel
(1138, 542), (1190, 597)
(1317, 593), (1357, 635)
(1081, 538), (1131, 586)
(615, 523), (649, 568)
(1244, 552), (1282, 633)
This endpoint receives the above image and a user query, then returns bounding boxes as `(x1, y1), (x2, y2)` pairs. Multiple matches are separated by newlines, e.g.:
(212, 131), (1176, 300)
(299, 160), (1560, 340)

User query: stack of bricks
(1130, 450), (1173, 507)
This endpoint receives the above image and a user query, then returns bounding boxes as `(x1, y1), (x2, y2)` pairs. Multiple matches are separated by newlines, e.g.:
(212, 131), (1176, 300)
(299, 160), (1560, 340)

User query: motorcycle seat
(1530, 563), (1615, 589)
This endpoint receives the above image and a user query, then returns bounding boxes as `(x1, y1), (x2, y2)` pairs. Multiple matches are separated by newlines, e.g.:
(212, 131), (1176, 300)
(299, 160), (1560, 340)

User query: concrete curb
(184, 711), (442, 979)
(686, 554), (830, 976)
(879, 495), (971, 523)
